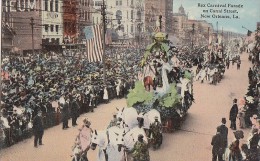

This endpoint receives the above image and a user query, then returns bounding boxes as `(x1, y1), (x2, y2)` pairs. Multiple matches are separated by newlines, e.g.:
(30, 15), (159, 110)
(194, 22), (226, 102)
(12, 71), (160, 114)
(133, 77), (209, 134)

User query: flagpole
(101, 0), (107, 85)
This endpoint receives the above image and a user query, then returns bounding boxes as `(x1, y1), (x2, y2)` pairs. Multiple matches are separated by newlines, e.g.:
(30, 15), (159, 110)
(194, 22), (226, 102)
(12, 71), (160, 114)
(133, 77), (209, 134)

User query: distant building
(257, 22), (260, 28)
(63, 0), (79, 44)
(41, 0), (63, 51)
(144, 0), (173, 33)
(78, 0), (93, 43)
(106, 0), (145, 41)
(2, 0), (42, 53)
(172, 5), (214, 46)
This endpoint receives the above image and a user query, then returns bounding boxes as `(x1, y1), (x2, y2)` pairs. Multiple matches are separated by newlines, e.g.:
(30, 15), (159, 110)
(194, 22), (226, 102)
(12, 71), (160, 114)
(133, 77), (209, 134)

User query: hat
(154, 116), (159, 119)
(83, 118), (91, 126)
(221, 118), (226, 124)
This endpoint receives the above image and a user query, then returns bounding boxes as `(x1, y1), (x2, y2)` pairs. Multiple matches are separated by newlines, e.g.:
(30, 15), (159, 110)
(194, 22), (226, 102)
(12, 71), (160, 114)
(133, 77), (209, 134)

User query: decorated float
(126, 32), (194, 132)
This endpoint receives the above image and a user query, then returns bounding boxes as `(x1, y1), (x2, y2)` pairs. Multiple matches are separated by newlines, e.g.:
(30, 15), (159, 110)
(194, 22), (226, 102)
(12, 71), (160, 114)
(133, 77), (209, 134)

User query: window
(50, 25), (54, 32)
(116, 1), (118, 6)
(55, 0), (58, 12)
(50, 1), (53, 12)
(131, 0), (133, 5)
(56, 38), (60, 44)
(116, 10), (122, 20)
(127, 11), (128, 19)
(56, 25), (59, 32)
(137, 11), (141, 20)
(131, 24), (133, 33)
(131, 10), (133, 19)
(44, 25), (48, 32)
(119, 0), (122, 5)
(44, 0), (48, 11)
(95, 1), (102, 6)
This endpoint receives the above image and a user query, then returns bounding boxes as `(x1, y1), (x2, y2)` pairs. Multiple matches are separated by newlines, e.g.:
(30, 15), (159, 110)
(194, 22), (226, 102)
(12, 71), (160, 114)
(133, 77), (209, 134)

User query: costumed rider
(131, 134), (150, 161)
(107, 112), (117, 129)
(149, 116), (163, 149)
(72, 118), (92, 161)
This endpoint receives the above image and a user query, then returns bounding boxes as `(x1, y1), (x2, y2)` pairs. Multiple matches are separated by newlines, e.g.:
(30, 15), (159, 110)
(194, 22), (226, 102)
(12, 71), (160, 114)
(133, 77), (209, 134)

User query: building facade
(2, 0), (42, 52)
(41, 0), (63, 51)
(172, 5), (214, 46)
(78, 0), (93, 42)
(106, 0), (145, 41)
(144, 0), (173, 33)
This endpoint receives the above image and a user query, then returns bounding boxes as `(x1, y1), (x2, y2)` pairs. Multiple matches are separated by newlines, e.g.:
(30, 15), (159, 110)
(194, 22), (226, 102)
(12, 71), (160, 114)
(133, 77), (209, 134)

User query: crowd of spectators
(0, 47), (143, 148)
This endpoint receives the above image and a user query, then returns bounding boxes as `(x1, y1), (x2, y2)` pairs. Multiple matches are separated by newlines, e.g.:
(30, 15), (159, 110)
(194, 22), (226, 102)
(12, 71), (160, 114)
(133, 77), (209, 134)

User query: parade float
(126, 32), (194, 132)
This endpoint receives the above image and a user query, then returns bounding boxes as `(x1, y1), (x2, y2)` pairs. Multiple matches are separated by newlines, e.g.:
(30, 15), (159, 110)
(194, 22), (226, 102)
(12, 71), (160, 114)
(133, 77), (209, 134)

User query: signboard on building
(2, 0), (39, 12)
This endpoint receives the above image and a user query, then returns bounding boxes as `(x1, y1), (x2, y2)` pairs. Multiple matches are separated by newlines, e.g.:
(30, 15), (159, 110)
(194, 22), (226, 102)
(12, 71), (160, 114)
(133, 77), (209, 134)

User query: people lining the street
(0, 48), (141, 147)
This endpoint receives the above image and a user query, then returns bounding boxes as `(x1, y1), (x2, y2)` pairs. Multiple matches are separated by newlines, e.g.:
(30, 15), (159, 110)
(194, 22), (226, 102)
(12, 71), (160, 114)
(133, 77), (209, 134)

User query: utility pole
(159, 15), (162, 32)
(30, 17), (35, 54)
(192, 23), (195, 49)
(101, 0), (106, 85)
(208, 27), (210, 46)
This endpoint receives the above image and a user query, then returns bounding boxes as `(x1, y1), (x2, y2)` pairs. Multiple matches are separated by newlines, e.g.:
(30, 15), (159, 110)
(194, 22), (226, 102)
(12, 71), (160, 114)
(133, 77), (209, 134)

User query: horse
(116, 107), (139, 130)
(90, 130), (109, 161)
(139, 109), (161, 130)
(106, 126), (126, 161)
(116, 127), (148, 161)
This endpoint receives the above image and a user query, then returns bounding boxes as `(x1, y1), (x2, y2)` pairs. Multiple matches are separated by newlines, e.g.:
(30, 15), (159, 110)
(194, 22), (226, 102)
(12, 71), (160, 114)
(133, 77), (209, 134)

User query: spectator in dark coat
(229, 99), (238, 130)
(211, 128), (223, 161)
(70, 95), (79, 126)
(61, 101), (69, 129)
(217, 118), (228, 158)
(33, 111), (44, 148)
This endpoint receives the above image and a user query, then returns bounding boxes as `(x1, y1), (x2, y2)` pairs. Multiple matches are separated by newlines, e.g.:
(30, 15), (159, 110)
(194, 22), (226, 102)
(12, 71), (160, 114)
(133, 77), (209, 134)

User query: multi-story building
(62, 0), (93, 45)
(78, 0), (93, 43)
(144, 0), (173, 33)
(92, 0), (103, 25)
(41, 0), (63, 51)
(63, 0), (78, 44)
(2, 13), (16, 52)
(2, 0), (42, 53)
(172, 5), (214, 46)
(106, 0), (145, 41)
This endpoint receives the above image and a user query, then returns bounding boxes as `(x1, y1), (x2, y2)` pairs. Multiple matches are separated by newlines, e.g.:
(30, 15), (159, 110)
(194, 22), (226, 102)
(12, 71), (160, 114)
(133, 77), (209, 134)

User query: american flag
(84, 25), (103, 62)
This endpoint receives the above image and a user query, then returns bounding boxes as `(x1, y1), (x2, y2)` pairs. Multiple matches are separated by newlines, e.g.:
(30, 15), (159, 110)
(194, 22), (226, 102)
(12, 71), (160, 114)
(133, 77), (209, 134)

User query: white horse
(114, 126), (148, 161)
(116, 107), (138, 130)
(106, 126), (126, 161)
(139, 109), (161, 130)
(90, 130), (109, 161)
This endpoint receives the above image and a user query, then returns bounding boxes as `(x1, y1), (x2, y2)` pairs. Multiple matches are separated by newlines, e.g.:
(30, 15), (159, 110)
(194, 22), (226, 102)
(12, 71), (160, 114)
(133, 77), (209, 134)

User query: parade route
(0, 53), (252, 161)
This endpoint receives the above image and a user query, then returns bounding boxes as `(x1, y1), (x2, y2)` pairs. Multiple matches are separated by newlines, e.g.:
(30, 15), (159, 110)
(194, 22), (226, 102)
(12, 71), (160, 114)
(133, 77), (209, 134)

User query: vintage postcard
(0, 0), (259, 161)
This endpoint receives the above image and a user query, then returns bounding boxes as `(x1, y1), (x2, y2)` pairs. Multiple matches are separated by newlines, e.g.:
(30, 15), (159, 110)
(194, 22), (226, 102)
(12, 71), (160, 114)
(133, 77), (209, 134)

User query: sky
(173, 0), (260, 34)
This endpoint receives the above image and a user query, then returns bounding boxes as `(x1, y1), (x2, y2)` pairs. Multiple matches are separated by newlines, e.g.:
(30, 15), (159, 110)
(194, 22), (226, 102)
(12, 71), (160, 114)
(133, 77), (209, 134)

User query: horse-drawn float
(127, 32), (194, 133)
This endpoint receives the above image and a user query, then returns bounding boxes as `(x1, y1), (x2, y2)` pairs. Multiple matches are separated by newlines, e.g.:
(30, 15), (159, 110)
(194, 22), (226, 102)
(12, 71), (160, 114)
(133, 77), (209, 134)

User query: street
(0, 53), (252, 161)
